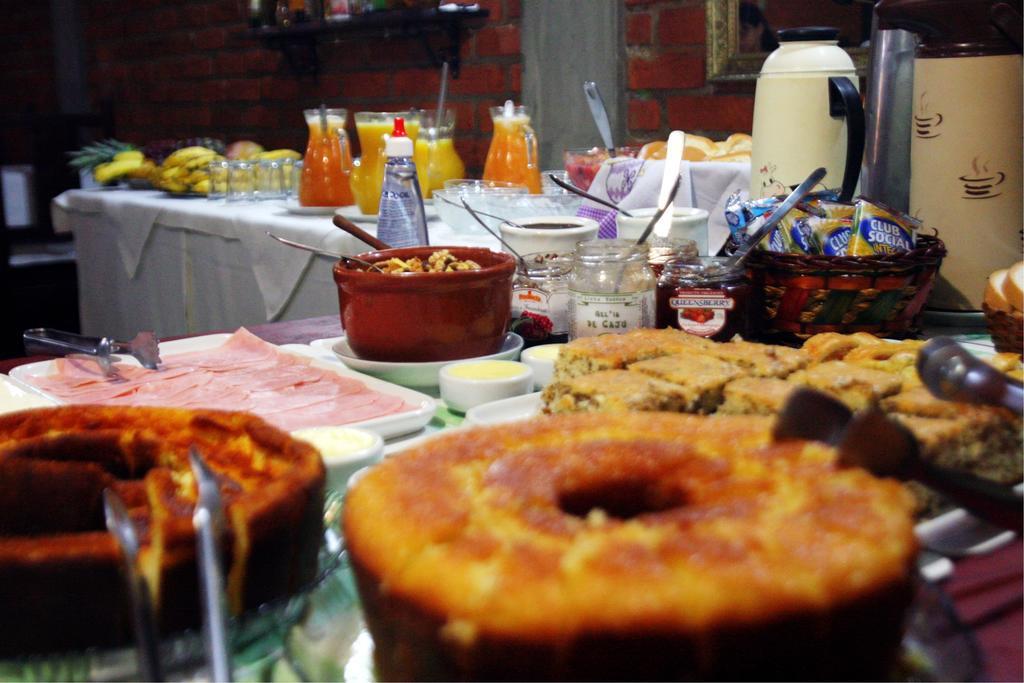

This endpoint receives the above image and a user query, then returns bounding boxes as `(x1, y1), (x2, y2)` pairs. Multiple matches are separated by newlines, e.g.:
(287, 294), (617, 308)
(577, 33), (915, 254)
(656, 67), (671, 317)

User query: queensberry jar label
(568, 291), (654, 339)
(670, 288), (734, 338)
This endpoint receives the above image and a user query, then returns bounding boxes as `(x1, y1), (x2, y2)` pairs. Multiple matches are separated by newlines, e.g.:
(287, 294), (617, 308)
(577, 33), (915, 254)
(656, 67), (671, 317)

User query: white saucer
(309, 333), (523, 388)
(281, 200), (346, 215)
(334, 203), (439, 224)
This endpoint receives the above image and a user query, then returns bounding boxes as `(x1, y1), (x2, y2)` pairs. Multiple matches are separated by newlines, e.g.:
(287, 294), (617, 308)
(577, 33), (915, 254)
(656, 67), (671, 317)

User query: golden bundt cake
(344, 412), (918, 681)
(0, 406), (325, 655)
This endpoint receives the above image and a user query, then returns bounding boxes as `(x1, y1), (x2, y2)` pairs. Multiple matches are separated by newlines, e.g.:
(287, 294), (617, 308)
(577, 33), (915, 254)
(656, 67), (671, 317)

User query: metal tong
(190, 446), (233, 682)
(916, 336), (1024, 414)
(24, 328), (161, 375)
(775, 387), (1023, 533)
(103, 490), (164, 681)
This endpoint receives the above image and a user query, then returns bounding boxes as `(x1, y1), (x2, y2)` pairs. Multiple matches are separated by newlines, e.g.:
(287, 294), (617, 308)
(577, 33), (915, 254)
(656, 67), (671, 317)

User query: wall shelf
(249, 6), (489, 77)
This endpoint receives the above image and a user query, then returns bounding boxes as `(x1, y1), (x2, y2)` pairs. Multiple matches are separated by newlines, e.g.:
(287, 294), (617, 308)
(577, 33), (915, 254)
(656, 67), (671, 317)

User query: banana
(162, 180), (189, 193)
(113, 150), (144, 163)
(161, 166), (187, 181)
(254, 149), (301, 161)
(182, 152), (219, 172)
(191, 179), (210, 194)
(186, 169), (210, 185)
(164, 146), (217, 168)
(93, 158), (144, 184)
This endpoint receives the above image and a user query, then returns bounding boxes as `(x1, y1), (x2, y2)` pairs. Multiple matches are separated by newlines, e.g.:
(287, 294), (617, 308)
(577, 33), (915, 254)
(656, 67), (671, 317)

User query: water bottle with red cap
(376, 116), (429, 248)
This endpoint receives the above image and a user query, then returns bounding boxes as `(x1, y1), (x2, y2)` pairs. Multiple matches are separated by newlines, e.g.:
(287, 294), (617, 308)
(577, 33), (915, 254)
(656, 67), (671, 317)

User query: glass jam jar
(656, 256), (751, 342)
(511, 252), (572, 346)
(646, 236), (698, 277)
(568, 239), (656, 339)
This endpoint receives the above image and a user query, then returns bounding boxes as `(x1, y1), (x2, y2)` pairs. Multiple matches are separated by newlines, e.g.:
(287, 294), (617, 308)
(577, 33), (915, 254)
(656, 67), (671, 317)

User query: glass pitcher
(483, 102), (541, 194)
(413, 108), (465, 199)
(350, 110), (421, 215)
(300, 108), (354, 207)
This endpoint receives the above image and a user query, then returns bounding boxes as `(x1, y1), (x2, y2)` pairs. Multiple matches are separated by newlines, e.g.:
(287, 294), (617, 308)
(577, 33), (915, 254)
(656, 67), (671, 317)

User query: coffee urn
(876, 0), (1023, 311)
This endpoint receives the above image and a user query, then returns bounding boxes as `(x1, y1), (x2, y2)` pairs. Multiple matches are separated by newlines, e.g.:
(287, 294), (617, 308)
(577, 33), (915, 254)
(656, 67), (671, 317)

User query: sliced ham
(22, 328), (416, 430)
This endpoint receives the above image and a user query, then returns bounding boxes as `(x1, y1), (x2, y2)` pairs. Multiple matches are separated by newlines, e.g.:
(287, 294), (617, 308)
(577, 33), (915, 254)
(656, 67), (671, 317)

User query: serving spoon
(775, 387), (1023, 533)
(436, 194), (530, 231)
(722, 166), (827, 271)
(546, 173), (634, 217)
(266, 232), (383, 271)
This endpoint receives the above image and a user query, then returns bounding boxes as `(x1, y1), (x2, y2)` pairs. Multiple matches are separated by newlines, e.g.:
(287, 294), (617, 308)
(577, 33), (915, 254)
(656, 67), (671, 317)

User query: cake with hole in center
(343, 412), (918, 681)
(0, 406), (325, 656)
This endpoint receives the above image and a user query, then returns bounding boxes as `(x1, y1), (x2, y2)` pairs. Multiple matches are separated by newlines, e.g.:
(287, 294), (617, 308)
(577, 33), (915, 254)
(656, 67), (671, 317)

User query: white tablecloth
(52, 190), (498, 339)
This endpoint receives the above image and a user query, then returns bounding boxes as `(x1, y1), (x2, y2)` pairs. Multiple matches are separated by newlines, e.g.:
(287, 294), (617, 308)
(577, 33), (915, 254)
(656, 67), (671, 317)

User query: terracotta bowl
(333, 246), (517, 363)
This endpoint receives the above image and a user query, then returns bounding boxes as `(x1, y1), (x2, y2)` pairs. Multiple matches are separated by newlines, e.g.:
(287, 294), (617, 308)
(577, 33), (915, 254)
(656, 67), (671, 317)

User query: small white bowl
(291, 426), (384, 492)
(499, 215), (599, 257)
(616, 207), (710, 255)
(439, 360), (534, 413)
(520, 343), (564, 389)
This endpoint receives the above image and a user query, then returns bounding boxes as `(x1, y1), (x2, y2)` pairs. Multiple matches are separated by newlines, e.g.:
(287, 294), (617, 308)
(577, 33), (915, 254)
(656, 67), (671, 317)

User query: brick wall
(625, 0), (755, 146)
(2, 1), (759, 172)
(80, 0), (521, 175)
(0, 2), (57, 161)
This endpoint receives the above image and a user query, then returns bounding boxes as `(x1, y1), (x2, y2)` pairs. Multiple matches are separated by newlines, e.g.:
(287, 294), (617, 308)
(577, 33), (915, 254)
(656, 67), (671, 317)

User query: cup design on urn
(959, 156), (1005, 200)
(757, 162), (788, 197)
(913, 93), (943, 139)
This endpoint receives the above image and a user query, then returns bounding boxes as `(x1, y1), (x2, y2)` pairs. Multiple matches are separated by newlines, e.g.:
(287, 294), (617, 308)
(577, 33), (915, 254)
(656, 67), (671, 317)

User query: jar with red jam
(656, 257), (751, 341)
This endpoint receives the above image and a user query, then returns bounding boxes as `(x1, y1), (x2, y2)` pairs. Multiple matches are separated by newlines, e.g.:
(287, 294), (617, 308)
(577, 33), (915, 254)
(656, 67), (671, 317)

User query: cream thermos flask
(877, 0), (1023, 311)
(751, 27), (865, 202)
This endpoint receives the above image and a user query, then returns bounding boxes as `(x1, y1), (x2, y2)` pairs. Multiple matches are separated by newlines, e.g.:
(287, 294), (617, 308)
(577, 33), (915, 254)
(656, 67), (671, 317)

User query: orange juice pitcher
(300, 108), (354, 207)
(351, 111), (421, 215)
(413, 108), (465, 199)
(483, 101), (541, 194)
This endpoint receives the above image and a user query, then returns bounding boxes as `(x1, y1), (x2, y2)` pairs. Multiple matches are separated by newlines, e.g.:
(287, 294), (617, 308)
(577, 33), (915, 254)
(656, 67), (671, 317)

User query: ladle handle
(332, 214), (392, 251)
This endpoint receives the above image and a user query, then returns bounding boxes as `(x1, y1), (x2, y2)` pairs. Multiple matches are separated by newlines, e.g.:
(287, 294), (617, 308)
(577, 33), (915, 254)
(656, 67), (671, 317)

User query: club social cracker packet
(847, 198), (921, 256)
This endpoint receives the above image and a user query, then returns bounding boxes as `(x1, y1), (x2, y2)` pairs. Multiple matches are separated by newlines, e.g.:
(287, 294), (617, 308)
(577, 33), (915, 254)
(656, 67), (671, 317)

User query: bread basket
(746, 234), (946, 343)
(983, 304), (1024, 353)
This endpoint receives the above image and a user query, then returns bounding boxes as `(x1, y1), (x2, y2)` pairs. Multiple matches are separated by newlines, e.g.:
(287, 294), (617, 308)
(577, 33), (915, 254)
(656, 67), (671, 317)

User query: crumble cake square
(626, 354), (744, 414)
(541, 369), (696, 415)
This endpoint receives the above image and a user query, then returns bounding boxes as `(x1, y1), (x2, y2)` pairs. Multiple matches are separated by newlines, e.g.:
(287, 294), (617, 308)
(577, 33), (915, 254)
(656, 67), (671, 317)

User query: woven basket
(746, 235), (946, 344)
(983, 303), (1024, 353)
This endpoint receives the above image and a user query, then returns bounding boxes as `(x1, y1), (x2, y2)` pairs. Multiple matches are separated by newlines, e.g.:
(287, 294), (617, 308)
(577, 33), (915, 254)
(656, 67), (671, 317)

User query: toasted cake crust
(345, 413), (918, 681)
(0, 406), (325, 655)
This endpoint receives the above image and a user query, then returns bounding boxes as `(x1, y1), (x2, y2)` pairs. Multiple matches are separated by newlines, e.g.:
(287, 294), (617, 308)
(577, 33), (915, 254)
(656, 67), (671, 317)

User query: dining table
(50, 189), (499, 340)
(0, 314), (1019, 681)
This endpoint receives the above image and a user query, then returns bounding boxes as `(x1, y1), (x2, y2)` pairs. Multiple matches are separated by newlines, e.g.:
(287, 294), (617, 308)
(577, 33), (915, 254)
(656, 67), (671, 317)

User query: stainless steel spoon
(266, 232), (382, 271)
(458, 198), (529, 271)
(583, 80), (615, 157)
(722, 166), (827, 271)
(435, 194), (530, 230)
(546, 173), (635, 217)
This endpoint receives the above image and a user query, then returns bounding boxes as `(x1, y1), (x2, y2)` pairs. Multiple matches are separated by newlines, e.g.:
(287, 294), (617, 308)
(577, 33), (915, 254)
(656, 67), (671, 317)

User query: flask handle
(828, 76), (865, 202)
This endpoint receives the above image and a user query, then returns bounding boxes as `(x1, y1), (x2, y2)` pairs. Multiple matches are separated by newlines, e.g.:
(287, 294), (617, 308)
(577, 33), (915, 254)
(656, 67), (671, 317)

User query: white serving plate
(9, 334), (437, 440)
(0, 374), (58, 414)
(309, 332), (523, 389)
(334, 201), (438, 224)
(463, 391), (542, 426)
(279, 199), (342, 216)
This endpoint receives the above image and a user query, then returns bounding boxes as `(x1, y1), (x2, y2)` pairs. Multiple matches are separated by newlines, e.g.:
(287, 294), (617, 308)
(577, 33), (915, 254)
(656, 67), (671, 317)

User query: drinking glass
(227, 160), (255, 202)
(207, 160), (229, 200)
(256, 159), (286, 201)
